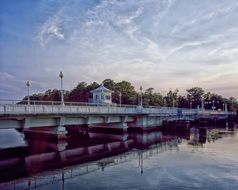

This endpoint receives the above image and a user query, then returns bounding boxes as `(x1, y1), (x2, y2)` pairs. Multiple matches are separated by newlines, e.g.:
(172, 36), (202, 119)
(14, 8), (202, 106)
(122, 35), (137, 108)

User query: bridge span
(0, 99), (234, 139)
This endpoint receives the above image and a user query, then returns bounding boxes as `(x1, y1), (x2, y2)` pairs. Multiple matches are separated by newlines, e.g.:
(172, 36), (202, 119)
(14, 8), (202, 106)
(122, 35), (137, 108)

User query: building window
(106, 95), (111, 100)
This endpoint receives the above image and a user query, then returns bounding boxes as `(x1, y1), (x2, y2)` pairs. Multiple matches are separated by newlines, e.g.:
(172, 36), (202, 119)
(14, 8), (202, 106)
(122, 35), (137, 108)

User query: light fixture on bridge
(212, 99), (215, 111)
(59, 71), (64, 106)
(140, 86), (143, 107)
(26, 81), (31, 105)
(119, 92), (122, 107)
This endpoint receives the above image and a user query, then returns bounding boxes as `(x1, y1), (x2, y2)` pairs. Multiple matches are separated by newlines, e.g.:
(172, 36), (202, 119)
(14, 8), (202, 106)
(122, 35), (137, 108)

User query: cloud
(170, 2), (238, 35)
(37, 14), (65, 46)
(0, 72), (46, 99)
(1, 0), (238, 99)
(33, 0), (238, 98)
(0, 72), (25, 99)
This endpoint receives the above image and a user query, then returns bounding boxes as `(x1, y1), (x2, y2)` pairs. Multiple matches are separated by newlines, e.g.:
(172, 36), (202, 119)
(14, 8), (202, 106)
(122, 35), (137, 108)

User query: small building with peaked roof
(90, 83), (113, 104)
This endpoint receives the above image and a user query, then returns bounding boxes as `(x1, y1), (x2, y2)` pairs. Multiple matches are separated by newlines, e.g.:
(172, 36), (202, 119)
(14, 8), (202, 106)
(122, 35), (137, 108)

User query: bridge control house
(90, 83), (113, 104)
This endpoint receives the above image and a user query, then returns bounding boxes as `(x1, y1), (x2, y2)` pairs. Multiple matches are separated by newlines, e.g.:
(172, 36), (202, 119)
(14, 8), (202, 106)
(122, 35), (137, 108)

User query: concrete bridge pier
(24, 126), (68, 141)
(132, 116), (163, 130)
(108, 122), (128, 132)
(89, 122), (128, 132)
(24, 117), (68, 141)
(52, 125), (68, 139)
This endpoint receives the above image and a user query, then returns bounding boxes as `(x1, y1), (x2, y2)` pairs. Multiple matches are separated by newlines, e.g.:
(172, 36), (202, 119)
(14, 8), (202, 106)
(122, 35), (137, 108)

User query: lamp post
(222, 103), (225, 112)
(140, 86), (143, 107)
(163, 97), (166, 107)
(26, 81), (30, 105)
(201, 97), (205, 110)
(59, 72), (64, 106)
(225, 103), (228, 114)
(189, 99), (193, 109)
(212, 99), (215, 111)
(119, 92), (122, 107)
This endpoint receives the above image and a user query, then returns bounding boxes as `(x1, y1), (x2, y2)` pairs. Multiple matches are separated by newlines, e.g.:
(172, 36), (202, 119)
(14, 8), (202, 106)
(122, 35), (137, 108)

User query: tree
(115, 81), (137, 104)
(142, 88), (163, 106)
(186, 87), (204, 108)
(20, 79), (237, 112)
(145, 88), (154, 94)
(103, 79), (116, 91)
(227, 97), (238, 111)
(203, 92), (225, 110)
(68, 82), (88, 102)
(164, 89), (179, 107)
(178, 95), (189, 108)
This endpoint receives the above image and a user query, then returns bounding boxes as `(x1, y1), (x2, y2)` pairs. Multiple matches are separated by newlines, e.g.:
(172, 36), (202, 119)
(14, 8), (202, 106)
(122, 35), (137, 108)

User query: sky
(0, 0), (238, 100)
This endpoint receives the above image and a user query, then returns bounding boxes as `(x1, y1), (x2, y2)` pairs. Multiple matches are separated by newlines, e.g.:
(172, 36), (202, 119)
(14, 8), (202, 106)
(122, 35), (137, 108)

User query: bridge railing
(0, 99), (142, 114)
(0, 104), (138, 115)
(0, 99), (137, 108)
(0, 99), (182, 115)
(0, 99), (234, 115)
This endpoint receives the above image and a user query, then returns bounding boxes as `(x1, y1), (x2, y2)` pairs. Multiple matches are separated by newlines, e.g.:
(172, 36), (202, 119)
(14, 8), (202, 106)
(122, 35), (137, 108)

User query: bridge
(0, 99), (234, 139)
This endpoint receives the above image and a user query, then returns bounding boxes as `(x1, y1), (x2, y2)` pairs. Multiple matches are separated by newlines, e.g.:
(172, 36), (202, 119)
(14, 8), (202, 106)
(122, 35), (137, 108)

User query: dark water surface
(0, 127), (238, 190)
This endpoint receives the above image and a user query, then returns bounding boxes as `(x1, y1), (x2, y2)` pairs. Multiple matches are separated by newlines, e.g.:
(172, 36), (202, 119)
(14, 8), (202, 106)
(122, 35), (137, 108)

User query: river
(0, 126), (237, 190)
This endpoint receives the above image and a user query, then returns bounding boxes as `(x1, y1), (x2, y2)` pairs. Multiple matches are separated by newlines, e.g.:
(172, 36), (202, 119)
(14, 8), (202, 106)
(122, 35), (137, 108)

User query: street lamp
(222, 103), (225, 112)
(26, 81), (30, 105)
(212, 99), (215, 111)
(190, 101), (192, 109)
(225, 103), (228, 114)
(201, 97), (205, 110)
(140, 86), (143, 107)
(59, 71), (64, 106)
(119, 92), (122, 107)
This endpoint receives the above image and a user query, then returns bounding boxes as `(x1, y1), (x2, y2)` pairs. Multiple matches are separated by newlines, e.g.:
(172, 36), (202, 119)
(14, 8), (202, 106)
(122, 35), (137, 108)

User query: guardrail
(0, 99), (234, 116)
(0, 99), (137, 108)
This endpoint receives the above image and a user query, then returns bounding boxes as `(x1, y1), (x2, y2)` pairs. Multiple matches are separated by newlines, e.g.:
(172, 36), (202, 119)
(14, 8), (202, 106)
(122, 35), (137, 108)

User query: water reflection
(188, 127), (237, 146)
(0, 129), (26, 149)
(0, 125), (237, 190)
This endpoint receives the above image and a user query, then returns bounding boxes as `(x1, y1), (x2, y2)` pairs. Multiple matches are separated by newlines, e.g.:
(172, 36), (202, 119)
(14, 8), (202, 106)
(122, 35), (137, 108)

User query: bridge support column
(135, 116), (148, 128)
(132, 116), (163, 130)
(51, 117), (68, 140)
(52, 126), (68, 139)
(109, 122), (128, 132)
(89, 122), (128, 133)
(24, 117), (68, 141)
(24, 126), (68, 141)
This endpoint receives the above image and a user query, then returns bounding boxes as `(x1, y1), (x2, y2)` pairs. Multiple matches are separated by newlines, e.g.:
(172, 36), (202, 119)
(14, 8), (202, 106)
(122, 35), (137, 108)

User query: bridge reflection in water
(0, 126), (236, 190)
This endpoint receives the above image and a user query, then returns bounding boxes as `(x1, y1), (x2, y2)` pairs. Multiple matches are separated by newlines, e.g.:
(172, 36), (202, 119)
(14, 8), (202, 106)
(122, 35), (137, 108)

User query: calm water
(0, 127), (238, 190)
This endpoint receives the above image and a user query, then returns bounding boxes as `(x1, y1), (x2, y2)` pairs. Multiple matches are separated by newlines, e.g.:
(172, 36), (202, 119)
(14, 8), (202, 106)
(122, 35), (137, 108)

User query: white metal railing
(0, 99), (137, 108)
(0, 99), (234, 116)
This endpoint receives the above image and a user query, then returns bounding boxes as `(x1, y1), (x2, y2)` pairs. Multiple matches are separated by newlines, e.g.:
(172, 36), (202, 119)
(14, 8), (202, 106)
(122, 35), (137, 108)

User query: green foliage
(68, 82), (88, 102)
(164, 89), (179, 107)
(178, 95), (189, 108)
(186, 87), (205, 108)
(203, 92), (225, 110)
(114, 81), (137, 104)
(143, 88), (163, 106)
(25, 80), (238, 112)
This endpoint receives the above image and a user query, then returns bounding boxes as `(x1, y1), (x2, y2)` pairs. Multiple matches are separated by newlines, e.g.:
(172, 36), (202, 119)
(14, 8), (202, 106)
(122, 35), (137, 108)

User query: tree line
(24, 79), (238, 111)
